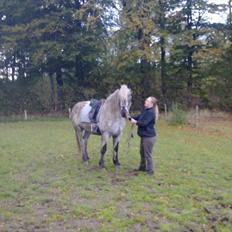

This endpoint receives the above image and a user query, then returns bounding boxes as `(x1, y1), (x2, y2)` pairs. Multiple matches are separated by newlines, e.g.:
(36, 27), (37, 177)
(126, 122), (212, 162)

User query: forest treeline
(0, 0), (232, 114)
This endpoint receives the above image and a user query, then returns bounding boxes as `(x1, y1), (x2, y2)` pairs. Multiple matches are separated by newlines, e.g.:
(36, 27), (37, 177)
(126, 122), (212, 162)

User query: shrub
(167, 103), (187, 125)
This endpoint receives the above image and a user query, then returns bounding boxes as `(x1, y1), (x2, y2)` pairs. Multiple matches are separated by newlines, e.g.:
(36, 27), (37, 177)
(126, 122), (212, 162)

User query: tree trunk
(56, 67), (65, 111)
(187, 52), (193, 94)
(229, 0), (232, 26)
(158, 0), (168, 105)
(160, 37), (167, 105)
(186, 0), (193, 106)
(229, 0), (232, 43)
(17, 52), (27, 80)
(48, 72), (56, 111)
(10, 55), (15, 82)
(75, 55), (84, 85)
(138, 27), (151, 106)
(140, 59), (150, 102)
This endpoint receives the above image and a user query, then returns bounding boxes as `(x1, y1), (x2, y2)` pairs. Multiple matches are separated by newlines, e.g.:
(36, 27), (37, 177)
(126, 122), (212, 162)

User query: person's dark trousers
(139, 136), (156, 174)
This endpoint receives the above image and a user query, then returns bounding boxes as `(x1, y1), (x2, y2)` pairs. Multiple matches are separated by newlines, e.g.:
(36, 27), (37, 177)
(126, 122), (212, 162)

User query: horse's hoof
(114, 161), (121, 167)
(99, 167), (106, 171)
(83, 160), (89, 166)
(98, 162), (105, 169)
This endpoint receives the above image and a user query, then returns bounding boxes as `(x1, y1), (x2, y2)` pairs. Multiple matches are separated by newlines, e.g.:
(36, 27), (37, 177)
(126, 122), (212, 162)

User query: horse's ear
(127, 83), (132, 90)
(114, 83), (121, 90)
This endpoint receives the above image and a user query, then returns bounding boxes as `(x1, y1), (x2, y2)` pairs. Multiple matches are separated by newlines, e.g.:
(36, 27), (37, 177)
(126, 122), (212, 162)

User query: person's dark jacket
(133, 107), (156, 137)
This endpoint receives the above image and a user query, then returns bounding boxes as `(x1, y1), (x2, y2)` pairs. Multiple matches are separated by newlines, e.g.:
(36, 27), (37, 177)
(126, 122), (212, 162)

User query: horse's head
(118, 85), (132, 118)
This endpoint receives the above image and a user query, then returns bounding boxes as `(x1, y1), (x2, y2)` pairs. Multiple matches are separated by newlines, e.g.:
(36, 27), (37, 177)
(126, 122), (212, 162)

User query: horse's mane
(118, 84), (131, 99)
(104, 85), (130, 113)
(104, 89), (120, 113)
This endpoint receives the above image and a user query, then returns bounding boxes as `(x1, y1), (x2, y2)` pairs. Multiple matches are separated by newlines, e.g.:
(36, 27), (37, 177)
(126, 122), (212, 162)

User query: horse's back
(70, 101), (89, 126)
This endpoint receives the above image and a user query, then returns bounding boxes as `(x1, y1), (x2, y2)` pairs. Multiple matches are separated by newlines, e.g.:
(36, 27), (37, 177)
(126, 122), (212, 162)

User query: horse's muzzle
(121, 107), (128, 118)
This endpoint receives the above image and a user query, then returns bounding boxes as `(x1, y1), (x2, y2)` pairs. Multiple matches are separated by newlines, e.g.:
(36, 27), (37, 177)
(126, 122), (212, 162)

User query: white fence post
(164, 103), (168, 118)
(195, 105), (199, 127)
(24, 110), (28, 120)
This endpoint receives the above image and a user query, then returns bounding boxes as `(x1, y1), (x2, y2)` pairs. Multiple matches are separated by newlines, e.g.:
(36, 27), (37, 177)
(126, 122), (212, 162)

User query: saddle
(88, 99), (104, 123)
(79, 99), (104, 135)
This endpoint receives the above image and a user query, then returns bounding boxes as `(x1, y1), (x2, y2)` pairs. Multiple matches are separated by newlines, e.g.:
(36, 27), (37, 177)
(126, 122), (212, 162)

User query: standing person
(129, 96), (158, 176)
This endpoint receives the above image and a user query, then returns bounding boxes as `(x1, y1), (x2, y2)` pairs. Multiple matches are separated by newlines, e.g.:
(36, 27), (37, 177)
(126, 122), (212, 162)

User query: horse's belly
(99, 119), (125, 135)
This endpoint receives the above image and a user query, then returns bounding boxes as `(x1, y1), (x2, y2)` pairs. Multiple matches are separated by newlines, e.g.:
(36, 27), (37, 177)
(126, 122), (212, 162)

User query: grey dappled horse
(70, 85), (132, 168)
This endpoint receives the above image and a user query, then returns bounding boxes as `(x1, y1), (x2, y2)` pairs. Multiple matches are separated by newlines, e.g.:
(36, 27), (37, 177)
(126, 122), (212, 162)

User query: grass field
(0, 116), (232, 231)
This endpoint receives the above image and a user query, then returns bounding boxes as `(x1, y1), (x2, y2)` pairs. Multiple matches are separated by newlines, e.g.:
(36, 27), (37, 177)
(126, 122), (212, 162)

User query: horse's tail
(70, 101), (86, 154)
(69, 106), (75, 120)
(70, 108), (81, 153)
(155, 105), (159, 122)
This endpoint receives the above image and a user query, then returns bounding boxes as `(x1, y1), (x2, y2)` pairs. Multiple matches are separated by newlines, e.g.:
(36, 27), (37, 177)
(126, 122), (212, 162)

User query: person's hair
(149, 96), (159, 122)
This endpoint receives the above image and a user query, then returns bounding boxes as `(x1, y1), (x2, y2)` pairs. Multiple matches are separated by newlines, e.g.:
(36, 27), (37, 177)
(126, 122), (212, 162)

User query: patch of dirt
(203, 204), (232, 231)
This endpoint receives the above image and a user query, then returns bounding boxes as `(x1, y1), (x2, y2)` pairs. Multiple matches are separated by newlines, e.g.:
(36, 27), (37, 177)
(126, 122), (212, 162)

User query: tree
(0, 0), (114, 112)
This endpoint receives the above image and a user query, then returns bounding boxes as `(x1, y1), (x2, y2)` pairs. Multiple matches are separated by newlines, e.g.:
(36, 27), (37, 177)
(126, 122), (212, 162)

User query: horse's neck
(99, 90), (121, 122)
(98, 90), (125, 133)
(104, 90), (120, 112)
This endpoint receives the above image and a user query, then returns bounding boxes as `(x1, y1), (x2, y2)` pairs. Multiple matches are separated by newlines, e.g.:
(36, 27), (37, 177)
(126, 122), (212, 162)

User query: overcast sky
(208, 0), (229, 23)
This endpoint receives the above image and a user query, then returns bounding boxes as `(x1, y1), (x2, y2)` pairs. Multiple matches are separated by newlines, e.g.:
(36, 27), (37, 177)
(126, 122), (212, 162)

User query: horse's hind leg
(82, 130), (91, 162)
(99, 133), (109, 168)
(75, 126), (88, 162)
(74, 126), (82, 154)
(113, 135), (120, 166)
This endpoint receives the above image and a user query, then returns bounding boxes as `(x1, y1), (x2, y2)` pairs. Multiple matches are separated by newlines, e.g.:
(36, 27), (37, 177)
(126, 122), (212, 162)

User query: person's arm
(136, 111), (154, 126)
(132, 114), (140, 121)
(128, 113), (140, 122)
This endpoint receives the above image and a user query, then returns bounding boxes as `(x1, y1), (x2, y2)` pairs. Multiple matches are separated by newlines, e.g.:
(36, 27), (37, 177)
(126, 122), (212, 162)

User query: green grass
(0, 117), (232, 231)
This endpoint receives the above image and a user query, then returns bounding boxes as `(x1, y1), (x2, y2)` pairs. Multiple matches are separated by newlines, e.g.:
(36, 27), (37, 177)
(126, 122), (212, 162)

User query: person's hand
(130, 118), (137, 124)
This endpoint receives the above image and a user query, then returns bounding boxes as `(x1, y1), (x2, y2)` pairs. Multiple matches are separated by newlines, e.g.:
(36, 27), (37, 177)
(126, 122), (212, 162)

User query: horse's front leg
(113, 135), (120, 167)
(99, 133), (109, 168)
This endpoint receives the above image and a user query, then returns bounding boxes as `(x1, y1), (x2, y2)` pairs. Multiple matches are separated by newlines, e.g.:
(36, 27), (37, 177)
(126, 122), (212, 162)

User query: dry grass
(185, 109), (232, 127)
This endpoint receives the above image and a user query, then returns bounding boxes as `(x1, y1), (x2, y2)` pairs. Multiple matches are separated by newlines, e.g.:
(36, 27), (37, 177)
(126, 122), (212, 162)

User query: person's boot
(146, 170), (154, 176)
(134, 165), (146, 172)
(138, 166), (146, 171)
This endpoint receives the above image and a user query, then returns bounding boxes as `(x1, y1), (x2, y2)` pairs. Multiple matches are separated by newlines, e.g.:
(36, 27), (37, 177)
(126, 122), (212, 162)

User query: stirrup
(90, 124), (101, 135)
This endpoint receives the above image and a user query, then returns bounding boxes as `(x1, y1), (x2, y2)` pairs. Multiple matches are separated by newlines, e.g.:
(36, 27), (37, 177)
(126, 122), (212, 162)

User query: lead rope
(126, 124), (135, 147)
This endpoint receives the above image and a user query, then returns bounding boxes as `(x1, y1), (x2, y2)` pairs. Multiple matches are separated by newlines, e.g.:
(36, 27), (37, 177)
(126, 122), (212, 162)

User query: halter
(118, 86), (132, 119)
